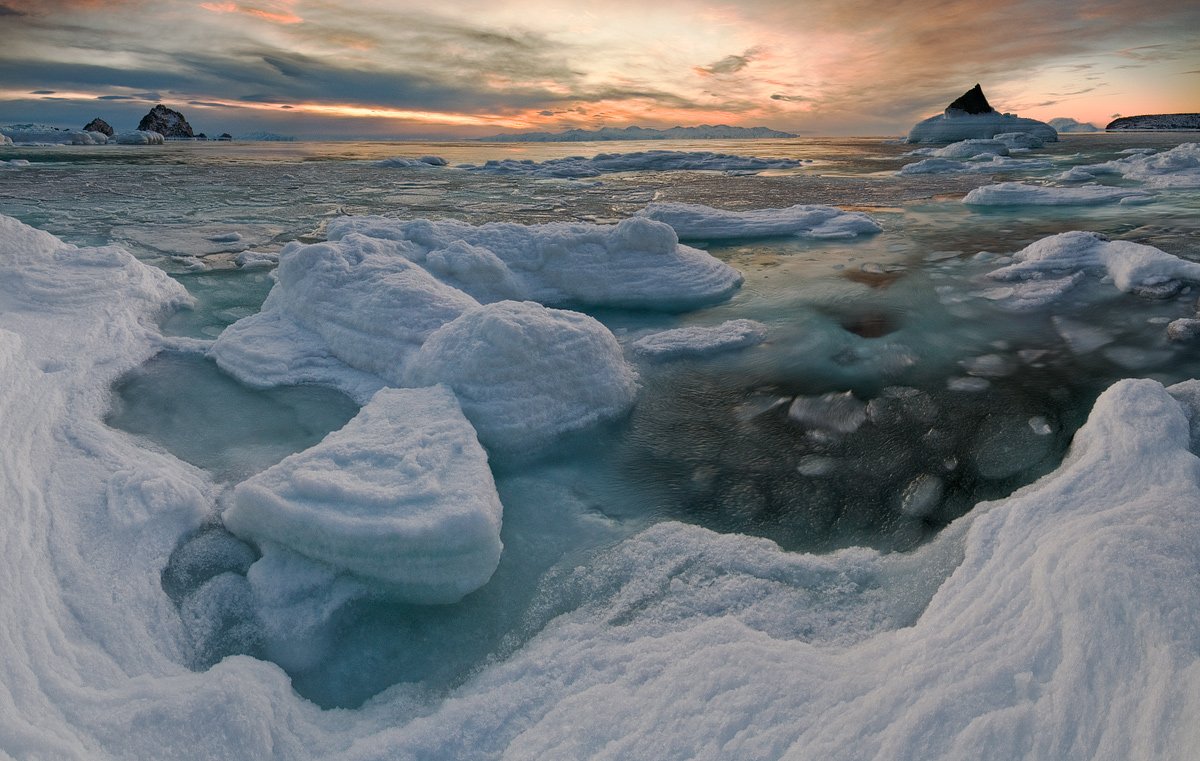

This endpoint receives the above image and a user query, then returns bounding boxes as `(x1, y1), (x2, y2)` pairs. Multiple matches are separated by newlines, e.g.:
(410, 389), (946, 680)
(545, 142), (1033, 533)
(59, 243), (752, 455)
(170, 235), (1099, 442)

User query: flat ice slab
(224, 386), (503, 604)
(964, 182), (1153, 205)
(632, 319), (767, 359)
(637, 202), (881, 240)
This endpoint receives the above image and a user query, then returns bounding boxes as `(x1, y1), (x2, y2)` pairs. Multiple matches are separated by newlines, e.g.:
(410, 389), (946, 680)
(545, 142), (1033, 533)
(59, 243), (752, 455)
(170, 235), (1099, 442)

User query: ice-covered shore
(3, 210), (1200, 759)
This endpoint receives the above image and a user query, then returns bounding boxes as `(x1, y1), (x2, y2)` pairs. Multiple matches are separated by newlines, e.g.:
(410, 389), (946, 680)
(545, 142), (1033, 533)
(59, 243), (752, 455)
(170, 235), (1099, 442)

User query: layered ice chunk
(224, 386), (503, 604)
(636, 202), (881, 240)
(404, 300), (639, 455)
(325, 215), (743, 310)
(964, 182), (1153, 206)
(988, 232), (1200, 304)
(631, 319), (767, 359)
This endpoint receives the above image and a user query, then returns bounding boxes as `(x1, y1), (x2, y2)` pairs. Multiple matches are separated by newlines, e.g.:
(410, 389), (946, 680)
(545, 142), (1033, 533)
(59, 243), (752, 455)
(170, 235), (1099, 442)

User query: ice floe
(1073, 142), (1200, 188)
(403, 300), (638, 454)
(964, 181), (1154, 205)
(631, 319), (768, 359)
(374, 155), (448, 168)
(323, 215), (743, 310)
(460, 150), (803, 178)
(896, 155), (1051, 176)
(986, 231), (1200, 309)
(224, 385), (503, 603)
(114, 130), (166, 145)
(636, 202), (882, 240)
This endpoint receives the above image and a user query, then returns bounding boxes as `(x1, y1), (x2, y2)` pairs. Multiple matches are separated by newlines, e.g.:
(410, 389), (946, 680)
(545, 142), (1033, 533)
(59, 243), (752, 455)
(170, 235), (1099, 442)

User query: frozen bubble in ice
(961, 353), (1015, 377)
(899, 474), (944, 518)
(787, 392), (867, 434)
(796, 455), (838, 477)
(1053, 316), (1113, 354)
(948, 376), (991, 392)
(1028, 416), (1053, 435)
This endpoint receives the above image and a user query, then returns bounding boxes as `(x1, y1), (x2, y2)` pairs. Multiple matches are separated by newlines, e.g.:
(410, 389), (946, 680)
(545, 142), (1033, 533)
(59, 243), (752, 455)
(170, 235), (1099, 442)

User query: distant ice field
(1, 133), (1199, 759)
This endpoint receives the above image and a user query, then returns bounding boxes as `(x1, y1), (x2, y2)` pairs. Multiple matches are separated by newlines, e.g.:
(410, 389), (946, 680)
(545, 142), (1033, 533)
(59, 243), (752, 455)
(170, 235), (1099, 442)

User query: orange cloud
(198, 1), (301, 25)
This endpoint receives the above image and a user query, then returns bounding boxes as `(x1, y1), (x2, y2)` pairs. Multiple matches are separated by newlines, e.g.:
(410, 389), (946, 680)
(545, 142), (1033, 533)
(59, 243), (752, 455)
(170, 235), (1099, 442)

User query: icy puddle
(106, 352), (359, 482)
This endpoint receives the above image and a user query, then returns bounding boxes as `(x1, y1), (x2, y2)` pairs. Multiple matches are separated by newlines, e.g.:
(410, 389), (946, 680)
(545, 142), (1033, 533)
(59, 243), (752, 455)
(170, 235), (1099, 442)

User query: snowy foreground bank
(2, 210), (1200, 759)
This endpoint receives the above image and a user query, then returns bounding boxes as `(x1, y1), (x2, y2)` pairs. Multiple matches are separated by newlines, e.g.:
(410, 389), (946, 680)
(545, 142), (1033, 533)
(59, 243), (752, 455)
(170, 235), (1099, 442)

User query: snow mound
(985, 231), (1200, 309)
(374, 155), (448, 168)
(224, 386), (503, 603)
(908, 138), (1009, 158)
(211, 233), (480, 395)
(631, 319), (767, 359)
(324, 215), (743, 310)
(461, 150), (803, 178)
(114, 130), (165, 145)
(403, 300), (638, 455)
(896, 155), (1051, 175)
(636, 202), (881, 240)
(906, 111), (1058, 144)
(964, 182), (1154, 206)
(1078, 142), (1200, 188)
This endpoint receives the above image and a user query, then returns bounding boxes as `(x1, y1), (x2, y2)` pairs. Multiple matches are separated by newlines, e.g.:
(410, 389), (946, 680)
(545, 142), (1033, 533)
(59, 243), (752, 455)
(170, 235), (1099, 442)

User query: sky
(0, 0), (1196, 139)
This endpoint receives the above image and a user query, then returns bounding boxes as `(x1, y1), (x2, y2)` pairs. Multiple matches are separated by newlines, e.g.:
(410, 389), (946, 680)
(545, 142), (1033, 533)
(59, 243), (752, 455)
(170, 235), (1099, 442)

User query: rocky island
(137, 104), (195, 139)
(1106, 113), (1200, 131)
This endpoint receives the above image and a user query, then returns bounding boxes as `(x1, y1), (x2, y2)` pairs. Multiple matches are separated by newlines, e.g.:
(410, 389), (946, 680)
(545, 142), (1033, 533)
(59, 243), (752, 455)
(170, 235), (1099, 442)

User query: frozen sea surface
(1, 133), (1199, 758)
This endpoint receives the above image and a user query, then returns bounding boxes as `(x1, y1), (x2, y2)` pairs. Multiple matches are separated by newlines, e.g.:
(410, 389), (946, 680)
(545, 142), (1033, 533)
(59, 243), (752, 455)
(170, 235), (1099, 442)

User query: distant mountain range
(476, 124), (798, 142)
(1106, 114), (1200, 131)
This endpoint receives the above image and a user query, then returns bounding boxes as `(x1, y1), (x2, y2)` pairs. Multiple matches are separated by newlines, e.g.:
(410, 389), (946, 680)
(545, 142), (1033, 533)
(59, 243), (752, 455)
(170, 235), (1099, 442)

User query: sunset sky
(0, 0), (1196, 138)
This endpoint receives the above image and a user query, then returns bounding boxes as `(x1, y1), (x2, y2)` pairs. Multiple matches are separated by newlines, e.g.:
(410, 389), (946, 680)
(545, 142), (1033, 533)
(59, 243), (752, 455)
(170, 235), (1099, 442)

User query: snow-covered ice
(224, 385), (503, 603)
(896, 155), (1052, 176)
(631, 319), (768, 359)
(1074, 142), (1200, 188)
(460, 150), (804, 178)
(637, 202), (881, 240)
(115, 130), (166, 145)
(987, 231), (1200, 307)
(403, 300), (639, 455)
(906, 111), (1058, 144)
(964, 182), (1154, 206)
(374, 155), (448, 168)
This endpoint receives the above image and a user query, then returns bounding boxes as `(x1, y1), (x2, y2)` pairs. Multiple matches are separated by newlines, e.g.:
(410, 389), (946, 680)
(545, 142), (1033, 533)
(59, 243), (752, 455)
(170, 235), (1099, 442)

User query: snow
(114, 130), (166, 145)
(323, 215), (743, 310)
(908, 138), (1010, 158)
(224, 385), (503, 603)
(631, 319), (768, 359)
(963, 182), (1154, 206)
(636, 202), (882, 240)
(403, 300), (639, 455)
(905, 111), (1058, 144)
(896, 155), (1051, 176)
(988, 231), (1200, 301)
(460, 150), (804, 178)
(374, 155), (448, 168)
(1072, 142), (1200, 188)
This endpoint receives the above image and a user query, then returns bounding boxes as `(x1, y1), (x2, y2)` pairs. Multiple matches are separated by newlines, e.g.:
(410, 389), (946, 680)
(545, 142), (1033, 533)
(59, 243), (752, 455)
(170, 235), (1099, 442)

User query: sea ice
(636, 202), (882, 240)
(787, 391), (868, 434)
(906, 111), (1058, 144)
(907, 138), (1010, 158)
(403, 300), (639, 455)
(324, 215), (743, 310)
(460, 150), (803, 178)
(631, 319), (768, 359)
(224, 385), (504, 603)
(964, 182), (1154, 205)
(988, 232), (1200, 305)
(114, 130), (166, 145)
(896, 155), (1051, 175)
(1072, 142), (1200, 188)
(374, 155), (448, 168)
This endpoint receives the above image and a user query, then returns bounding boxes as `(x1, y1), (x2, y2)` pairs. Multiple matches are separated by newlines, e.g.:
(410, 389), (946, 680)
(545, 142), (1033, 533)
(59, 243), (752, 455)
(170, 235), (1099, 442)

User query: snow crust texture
(985, 231), (1200, 309)
(2, 212), (1200, 761)
(637, 202), (881, 240)
(224, 386), (503, 603)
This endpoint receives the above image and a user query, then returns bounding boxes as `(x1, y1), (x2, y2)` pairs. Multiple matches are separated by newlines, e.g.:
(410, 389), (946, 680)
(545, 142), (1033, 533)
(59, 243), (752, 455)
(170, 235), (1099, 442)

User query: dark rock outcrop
(218, 133), (233, 141)
(137, 104), (195, 138)
(83, 118), (113, 136)
(946, 84), (995, 115)
(1106, 113), (1200, 131)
